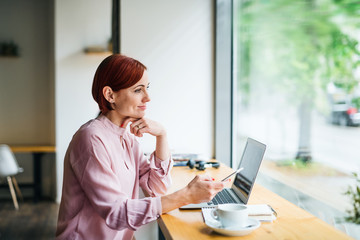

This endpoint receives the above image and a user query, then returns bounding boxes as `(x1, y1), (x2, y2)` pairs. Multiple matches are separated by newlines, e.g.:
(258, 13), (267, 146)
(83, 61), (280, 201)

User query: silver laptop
(180, 138), (266, 209)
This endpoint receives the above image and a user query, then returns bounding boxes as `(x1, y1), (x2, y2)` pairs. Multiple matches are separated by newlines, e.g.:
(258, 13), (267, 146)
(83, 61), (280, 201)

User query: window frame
(215, 0), (234, 168)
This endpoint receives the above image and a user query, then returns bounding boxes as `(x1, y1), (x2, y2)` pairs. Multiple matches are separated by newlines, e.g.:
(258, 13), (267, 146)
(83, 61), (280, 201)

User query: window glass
(233, 0), (360, 237)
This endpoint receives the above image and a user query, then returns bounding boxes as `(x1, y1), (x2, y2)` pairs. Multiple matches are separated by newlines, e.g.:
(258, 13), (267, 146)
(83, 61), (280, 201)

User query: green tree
(236, 0), (360, 162)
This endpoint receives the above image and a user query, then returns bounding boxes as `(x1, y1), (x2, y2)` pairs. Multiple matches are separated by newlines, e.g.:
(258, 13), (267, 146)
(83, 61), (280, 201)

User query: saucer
(205, 218), (261, 236)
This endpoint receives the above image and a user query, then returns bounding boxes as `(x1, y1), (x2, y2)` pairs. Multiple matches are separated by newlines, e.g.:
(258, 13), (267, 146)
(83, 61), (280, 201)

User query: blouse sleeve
(138, 151), (173, 197)
(70, 134), (162, 231)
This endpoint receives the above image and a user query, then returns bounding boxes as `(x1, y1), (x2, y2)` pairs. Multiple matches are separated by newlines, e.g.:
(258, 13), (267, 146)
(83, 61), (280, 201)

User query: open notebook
(202, 204), (277, 223)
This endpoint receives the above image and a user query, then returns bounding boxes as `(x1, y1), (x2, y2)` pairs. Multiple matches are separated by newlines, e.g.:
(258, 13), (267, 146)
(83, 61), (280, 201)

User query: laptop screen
(231, 138), (266, 204)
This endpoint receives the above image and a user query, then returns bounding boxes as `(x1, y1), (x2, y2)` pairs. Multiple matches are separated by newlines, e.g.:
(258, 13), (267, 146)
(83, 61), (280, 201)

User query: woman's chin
(131, 112), (145, 119)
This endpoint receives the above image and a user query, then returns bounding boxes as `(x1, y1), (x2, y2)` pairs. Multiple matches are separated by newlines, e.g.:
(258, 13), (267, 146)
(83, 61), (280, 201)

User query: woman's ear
(102, 86), (115, 103)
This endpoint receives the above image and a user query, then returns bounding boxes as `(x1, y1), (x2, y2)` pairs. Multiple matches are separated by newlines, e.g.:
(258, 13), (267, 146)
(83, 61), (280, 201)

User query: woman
(56, 54), (224, 240)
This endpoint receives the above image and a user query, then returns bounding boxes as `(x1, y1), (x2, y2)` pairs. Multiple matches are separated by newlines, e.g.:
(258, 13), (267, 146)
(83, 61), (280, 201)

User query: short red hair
(92, 54), (147, 114)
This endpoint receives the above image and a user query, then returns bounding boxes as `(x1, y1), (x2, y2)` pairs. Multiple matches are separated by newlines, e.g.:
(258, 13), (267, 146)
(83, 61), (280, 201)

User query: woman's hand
(185, 175), (225, 204)
(122, 117), (170, 161)
(160, 174), (225, 213)
(121, 117), (166, 137)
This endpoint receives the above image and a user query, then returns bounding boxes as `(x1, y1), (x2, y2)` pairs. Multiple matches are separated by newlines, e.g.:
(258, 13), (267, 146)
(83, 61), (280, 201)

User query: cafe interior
(1, 0), (359, 239)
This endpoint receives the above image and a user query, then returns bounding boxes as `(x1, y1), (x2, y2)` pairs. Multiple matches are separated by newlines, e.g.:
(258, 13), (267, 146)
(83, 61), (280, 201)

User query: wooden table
(158, 164), (353, 239)
(9, 145), (56, 202)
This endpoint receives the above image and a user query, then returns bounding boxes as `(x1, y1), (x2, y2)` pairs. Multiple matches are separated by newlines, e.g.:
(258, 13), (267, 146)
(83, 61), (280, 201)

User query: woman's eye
(135, 89), (141, 93)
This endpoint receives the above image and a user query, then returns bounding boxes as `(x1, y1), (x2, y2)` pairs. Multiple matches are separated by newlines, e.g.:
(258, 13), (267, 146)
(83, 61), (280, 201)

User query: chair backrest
(0, 144), (21, 177)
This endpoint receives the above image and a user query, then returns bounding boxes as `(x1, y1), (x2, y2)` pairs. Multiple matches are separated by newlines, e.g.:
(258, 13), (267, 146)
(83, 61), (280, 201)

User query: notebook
(180, 138), (266, 209)
(202, 204), (277, 223)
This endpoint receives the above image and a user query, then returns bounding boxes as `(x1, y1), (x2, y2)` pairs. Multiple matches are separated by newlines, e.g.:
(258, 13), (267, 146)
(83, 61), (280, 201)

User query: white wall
(55, 0), (112, 202)
(122, 0), (215, 158)
(121, 2), (214, 238)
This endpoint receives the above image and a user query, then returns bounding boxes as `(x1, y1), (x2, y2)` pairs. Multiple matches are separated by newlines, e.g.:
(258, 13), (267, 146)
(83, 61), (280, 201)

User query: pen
(221, 167), (244, 182)
(267, 204), (277, 217)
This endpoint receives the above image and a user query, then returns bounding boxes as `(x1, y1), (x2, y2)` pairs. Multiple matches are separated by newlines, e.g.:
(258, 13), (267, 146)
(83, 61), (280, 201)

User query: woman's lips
(138, 106), (147, 110)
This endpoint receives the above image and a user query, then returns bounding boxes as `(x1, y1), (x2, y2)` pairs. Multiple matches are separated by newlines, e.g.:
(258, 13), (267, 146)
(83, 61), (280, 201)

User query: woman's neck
(103, 111), (126, 127)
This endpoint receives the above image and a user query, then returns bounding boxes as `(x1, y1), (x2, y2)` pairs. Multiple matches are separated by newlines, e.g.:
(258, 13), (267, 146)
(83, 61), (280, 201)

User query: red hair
(92, 54), (147, 114)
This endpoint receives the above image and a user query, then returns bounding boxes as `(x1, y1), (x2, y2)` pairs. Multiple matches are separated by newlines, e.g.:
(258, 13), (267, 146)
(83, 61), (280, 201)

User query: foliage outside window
(345, 173), (360, 224)
(233, 0), (360, 233)
(235, 0), (360, 162)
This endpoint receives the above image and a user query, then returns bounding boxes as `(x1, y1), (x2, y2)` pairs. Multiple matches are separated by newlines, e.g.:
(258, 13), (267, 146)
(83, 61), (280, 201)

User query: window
(216, 0), (360, 238)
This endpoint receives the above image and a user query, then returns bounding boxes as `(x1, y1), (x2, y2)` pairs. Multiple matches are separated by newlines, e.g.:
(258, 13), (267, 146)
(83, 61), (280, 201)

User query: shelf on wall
(84, 45), (112, 56)
(84, 51), (112, 56)
(0, 55), (20, 58)
(1, 41), (20, 57)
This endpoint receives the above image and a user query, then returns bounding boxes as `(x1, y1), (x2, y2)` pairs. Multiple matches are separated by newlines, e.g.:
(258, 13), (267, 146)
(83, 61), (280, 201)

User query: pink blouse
(56, 115), (172, 240)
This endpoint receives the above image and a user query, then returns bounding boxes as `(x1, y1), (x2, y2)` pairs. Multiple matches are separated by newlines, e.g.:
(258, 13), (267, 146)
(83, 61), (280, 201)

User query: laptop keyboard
(208, 189), (237, 205)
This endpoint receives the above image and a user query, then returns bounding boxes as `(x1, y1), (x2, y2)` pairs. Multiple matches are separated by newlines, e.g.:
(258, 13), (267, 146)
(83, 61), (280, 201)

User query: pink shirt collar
(96, 114), (127, 136)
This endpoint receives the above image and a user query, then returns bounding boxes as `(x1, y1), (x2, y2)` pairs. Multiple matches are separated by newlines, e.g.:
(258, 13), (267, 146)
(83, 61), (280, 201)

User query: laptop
(180, 138), (266, 209)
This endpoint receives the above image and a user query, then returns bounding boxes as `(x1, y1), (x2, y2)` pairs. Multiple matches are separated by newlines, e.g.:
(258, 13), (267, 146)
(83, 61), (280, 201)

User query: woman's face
(112, 70), (150, 119)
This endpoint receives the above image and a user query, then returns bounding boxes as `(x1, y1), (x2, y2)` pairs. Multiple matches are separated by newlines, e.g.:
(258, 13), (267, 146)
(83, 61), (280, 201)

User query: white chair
(0, 144), (24, 210)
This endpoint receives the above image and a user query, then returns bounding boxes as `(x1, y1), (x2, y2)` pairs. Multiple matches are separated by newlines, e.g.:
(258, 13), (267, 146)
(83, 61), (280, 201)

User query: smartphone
(221, 167), (244, 182)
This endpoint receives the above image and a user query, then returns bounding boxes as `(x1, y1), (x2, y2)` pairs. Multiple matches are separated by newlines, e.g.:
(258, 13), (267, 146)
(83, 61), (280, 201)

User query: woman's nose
(143, 91), (151, 102)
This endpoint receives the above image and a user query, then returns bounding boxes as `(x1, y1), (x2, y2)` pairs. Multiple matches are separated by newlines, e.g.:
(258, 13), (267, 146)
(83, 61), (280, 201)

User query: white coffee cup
(211, 204), (248, 228)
